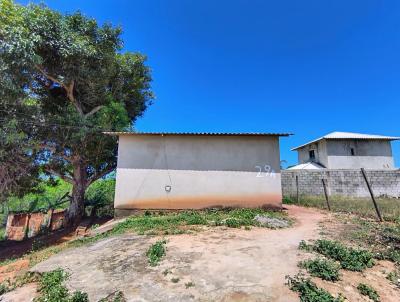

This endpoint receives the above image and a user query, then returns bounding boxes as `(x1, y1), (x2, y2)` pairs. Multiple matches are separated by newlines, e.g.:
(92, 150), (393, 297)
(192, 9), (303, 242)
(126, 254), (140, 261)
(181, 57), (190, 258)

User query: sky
(19, 0), (400, 167)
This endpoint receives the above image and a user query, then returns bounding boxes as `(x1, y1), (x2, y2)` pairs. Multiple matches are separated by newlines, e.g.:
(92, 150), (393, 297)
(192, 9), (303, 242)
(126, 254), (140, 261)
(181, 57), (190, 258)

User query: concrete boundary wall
(282, 169), (400, 198)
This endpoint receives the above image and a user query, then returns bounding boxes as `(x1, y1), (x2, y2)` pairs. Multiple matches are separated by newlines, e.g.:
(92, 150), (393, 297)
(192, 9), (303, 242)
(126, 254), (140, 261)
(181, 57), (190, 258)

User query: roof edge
(104, 131), (292, 137)
(292, 136), (400, 151)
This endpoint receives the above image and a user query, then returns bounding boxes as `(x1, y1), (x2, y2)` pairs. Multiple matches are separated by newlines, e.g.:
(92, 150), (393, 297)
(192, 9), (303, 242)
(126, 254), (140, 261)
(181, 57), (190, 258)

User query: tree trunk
(68, 160), (87, 225)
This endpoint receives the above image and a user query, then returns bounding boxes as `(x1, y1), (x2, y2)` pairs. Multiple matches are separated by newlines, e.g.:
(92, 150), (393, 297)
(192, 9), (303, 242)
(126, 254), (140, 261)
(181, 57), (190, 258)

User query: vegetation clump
(299, 258), (341, 281)
(146, 240), (167, 266)
(357, 283), (380, 302)
(386, 269), (400, 288)
(287, 274), (345, 302)
(35, 268), (88, 302)
(302, 239), (374, 271)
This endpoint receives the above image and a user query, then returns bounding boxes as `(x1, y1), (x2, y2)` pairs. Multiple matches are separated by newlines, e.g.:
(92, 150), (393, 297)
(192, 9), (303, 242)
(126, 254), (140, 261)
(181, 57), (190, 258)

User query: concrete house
(290, 132), (399, 169)
(107, 132), (289, 214)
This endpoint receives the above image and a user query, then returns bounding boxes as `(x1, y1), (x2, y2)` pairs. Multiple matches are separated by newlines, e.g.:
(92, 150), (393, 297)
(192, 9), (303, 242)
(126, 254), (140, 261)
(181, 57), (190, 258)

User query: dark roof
(104, 131), (292, 137)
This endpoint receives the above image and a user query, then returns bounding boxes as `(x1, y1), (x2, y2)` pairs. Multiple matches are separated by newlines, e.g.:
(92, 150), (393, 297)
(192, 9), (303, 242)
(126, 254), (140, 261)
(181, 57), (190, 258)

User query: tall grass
(284, 195), (400, 221)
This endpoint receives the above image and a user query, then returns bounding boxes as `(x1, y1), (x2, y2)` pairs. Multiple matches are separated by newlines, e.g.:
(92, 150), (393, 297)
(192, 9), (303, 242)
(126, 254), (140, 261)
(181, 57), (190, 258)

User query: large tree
(0, 0), (153, 223)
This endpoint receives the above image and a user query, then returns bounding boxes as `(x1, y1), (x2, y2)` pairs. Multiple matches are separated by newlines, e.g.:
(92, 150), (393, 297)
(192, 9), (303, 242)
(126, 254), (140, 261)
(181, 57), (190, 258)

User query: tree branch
(35, 65), (67, 90)
(86, 165), (116, 186)
(45, 168), (74, 184)
(34, 66), (84, 116)
(85, 105), (104, 118)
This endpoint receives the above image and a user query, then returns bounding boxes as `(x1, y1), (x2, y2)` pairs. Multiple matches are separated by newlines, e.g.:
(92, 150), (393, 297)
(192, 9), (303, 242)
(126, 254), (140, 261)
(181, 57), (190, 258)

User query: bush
(287, 274), (345, 302)
(146, 240), (166, 266)
(70, 291), (89, 302)
(299, 258), (341, 281)
(225, 218), (241, 228)
(35, 268), (89, 302)
(312, 240), (374, 271)
(357, 283), (380, 302)
(85, 179), (115, 218)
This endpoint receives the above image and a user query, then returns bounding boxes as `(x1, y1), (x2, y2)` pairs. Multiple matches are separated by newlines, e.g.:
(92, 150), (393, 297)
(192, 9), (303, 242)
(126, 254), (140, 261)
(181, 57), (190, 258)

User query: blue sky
(20, 0), (400, 167)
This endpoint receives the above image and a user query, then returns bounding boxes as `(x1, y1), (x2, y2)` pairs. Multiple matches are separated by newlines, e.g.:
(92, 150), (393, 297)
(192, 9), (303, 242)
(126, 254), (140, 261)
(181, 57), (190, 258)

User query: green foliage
(69, 291), (89, 302)
(299, 258), (341, 281)
(283, 195), (400, 222)
(170, 277), (180, 283)
(35, 268), (89, 302)
(386, 269), (400, 288)
(0, 0), (153, 221)
(357, 283), (380, 302)
(112, 208), (290, 235)
(85, 178), (115, 217)
(0, 228), (5, 241)
(225, 218), (241, 228)
(5, 179), (71, 213)
(185, 282), (195, 288)
(287, 274), (345, 302)
(35, 269), (69, 302)
(146, 240), (167, 266)
(0, 282), (9, 295)
(312, 239), (374, 271)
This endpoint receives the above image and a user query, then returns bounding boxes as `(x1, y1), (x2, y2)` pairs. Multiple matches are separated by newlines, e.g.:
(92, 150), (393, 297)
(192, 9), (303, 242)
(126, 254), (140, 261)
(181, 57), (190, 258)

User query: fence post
(321, 178), (331, 211)
(295, 175), (299, 203)
(361, 168), (383, 222)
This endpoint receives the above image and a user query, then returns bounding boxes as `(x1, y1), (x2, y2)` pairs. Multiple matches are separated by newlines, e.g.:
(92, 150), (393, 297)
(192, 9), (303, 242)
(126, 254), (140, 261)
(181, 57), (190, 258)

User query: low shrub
(357, 283), (380, 302)
(35, 268), (89, 302)
(287, 274), (345, 302)
(299, 258), (341, 281)
(146, 240), (166, 266)
(312, 239), (374, 271)
(386, 269), (400, 288)
(225, 218), (241, 228)
(185, 281), (195, 288)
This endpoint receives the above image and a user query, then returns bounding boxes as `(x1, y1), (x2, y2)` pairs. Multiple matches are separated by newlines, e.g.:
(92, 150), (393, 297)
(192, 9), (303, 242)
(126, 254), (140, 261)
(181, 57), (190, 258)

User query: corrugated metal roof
(292, 131), (400, 150)
(104, 131), (292, 137)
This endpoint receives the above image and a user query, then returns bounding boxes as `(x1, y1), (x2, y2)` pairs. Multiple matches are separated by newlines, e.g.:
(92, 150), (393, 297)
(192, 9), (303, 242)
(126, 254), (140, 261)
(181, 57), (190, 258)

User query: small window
(350, 148), (355, 156)
(309, 150), (315, 161)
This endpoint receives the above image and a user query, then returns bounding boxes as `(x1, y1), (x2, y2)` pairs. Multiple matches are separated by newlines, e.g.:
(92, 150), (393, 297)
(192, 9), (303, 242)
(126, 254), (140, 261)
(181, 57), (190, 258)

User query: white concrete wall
(326, 140), (394, 169)
(297, 140), (328, 167)
(114, 135), (282, 209)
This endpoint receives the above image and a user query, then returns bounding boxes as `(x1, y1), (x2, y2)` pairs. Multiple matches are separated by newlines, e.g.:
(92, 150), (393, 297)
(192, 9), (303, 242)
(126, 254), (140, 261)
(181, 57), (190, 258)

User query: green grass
(35, 269), (89, 302)
(113, 208), (291, 235)
(0, 228), (5, 241)
(299, 258), (341, 282)
(146, 240), (167, 266)
(357, 283), (380, 302)
(283, 195), (400, 221)
(333, 216), (400, 264)
(287, 274), (345, 302)
(0, 208), (290, 268)
(185, 281), (195, 288)
(300, 239), (374, 272)
(386, 269), (400, 288)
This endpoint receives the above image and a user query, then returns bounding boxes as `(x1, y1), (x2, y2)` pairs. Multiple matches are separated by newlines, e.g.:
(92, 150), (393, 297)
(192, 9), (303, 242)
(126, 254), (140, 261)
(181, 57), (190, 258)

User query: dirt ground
(26, 206), (323, 301)
(2, 205), (399, 301)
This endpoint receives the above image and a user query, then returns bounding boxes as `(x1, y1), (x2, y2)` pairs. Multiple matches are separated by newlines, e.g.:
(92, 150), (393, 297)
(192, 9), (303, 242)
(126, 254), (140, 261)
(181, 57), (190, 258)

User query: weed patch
(185, 281), (195, 288)
(299, 258), (340, 281)
(35, 268), (88, 302)
(146, 240), (166, 266)
(357, 283), (380, 302)
(287, 274), (345, 302)
(386, 269), (400, 289)
(311, 239), (374, 271)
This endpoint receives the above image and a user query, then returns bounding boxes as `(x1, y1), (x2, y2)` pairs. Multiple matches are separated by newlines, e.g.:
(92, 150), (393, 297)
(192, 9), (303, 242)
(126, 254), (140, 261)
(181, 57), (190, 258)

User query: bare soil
(28, 206), (325, 301)
(2, 206), (399, 301)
